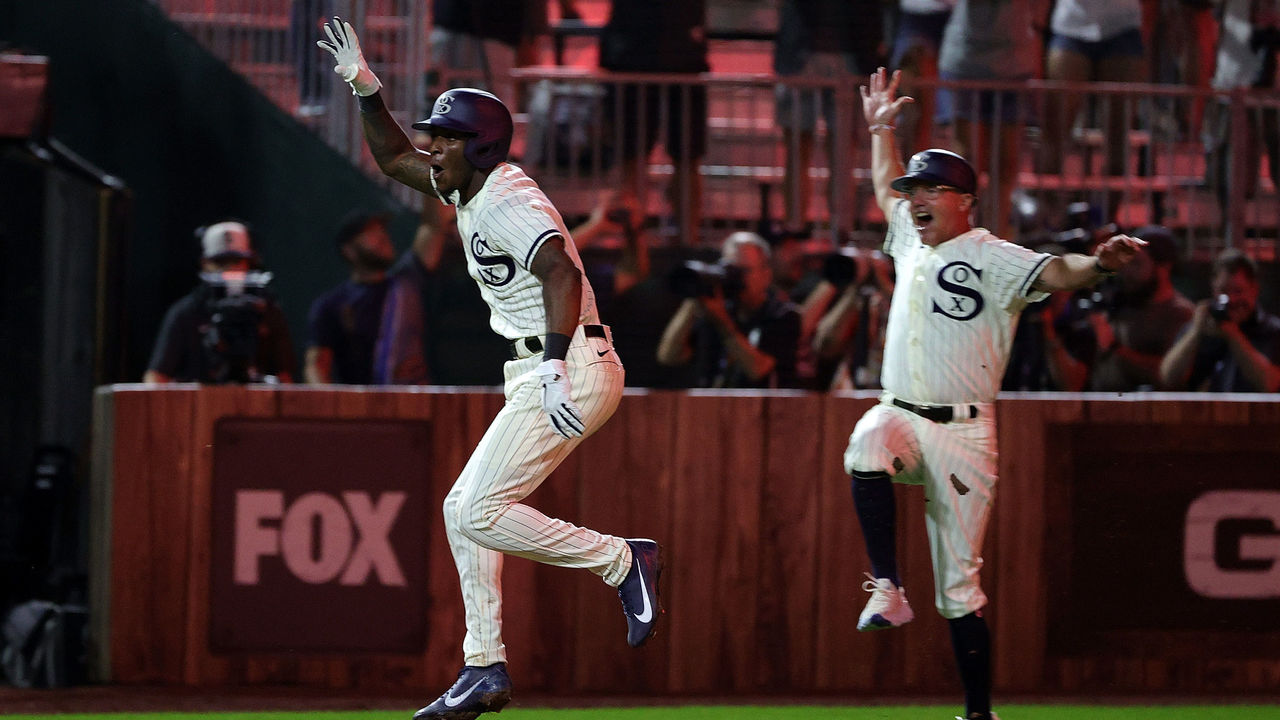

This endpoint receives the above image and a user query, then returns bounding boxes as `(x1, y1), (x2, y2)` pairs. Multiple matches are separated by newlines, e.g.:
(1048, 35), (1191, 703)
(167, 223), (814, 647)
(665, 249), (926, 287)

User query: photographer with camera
(144, 221), (295, 384)
(656, 231), (803, 388)
(807, 245), (895, 390)
(1081, 226), (1195, 391)
(1159, 247), (1280, 392)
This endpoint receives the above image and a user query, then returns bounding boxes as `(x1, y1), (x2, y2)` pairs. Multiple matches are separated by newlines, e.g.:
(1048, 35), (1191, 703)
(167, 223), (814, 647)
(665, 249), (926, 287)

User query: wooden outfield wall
(89, 385), (1280, 695)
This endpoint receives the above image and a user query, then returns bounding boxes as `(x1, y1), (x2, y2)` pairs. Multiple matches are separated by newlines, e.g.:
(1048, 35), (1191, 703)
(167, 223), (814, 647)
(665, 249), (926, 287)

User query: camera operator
(1160, 248), (1280, 392)
(144, 221), (296, 384)
(656, 231), (803, 388)
(807, 245), (894, 390)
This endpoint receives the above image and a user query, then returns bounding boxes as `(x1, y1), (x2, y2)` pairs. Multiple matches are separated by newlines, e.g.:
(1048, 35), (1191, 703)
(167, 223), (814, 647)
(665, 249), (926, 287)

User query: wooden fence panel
(90, 387), (1280, 696)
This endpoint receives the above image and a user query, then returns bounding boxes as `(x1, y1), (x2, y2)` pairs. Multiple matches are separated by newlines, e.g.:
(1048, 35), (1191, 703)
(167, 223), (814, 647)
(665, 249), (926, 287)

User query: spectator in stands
(1084, 225), (1194, 391)
(1203, 0), (1280, 215)
(656, 231), (803, 388)
(426, 0), (572, 104)
(305, 211), (429, 384)
(773, 0), (885, 238)
(937, 0), (1047, 239)
(290, 0), (333, 117)
(1160, 247), (1280, 392)
(1145, 0), (1217, 140)
(889, 0), (956, 159)
(1038, 0), (1147, 226)
(144, 221), (295, 384)
(599, 0), (709, 245)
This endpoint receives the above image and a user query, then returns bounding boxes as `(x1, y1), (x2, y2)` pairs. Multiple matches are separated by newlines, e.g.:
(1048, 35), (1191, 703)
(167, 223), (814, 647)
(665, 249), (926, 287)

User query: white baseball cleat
(857, 573), (914, 631)
(955, 713), (1000, 720)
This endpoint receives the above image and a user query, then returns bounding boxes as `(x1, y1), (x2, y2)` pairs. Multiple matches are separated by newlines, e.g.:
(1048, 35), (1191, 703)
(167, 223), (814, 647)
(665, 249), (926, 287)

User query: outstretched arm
(860, 68), (914, 217)
(318, 17), (435, 194)
(1033, 234), (1148, 293)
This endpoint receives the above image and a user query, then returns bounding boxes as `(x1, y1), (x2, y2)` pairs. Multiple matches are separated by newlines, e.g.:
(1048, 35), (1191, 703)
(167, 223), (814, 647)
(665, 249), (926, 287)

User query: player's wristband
(542, 332), (571, 361)
(1093, 258), (1117, 276)
(868, 123), (895, 134)
(357, 91), (385, 114)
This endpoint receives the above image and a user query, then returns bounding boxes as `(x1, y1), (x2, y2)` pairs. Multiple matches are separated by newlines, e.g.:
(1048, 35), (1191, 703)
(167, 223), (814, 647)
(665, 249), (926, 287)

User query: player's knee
(441, 493), (462, 532)
(454, 499), (505, 542)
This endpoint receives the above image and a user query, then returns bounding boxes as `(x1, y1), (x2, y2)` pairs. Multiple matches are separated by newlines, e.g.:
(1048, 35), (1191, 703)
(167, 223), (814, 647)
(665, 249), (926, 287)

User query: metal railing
(151, 1), (1279, 257)
(154, 0), (428, 206)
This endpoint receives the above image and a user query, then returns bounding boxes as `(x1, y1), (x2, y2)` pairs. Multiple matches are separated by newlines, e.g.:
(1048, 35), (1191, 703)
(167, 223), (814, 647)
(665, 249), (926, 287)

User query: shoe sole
(857, 613), (912, 631)
(413, 691), (511, 719)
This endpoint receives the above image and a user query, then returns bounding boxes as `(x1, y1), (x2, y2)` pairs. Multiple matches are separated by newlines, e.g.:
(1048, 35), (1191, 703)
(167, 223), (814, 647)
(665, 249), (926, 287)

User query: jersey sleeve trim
(524, 229), (561, 269)
(1018, 253), (1054, 298)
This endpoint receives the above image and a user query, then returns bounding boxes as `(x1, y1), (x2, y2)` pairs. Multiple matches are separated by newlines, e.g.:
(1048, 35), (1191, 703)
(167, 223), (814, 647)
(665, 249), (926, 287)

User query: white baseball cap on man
(200, 221), (254, 260)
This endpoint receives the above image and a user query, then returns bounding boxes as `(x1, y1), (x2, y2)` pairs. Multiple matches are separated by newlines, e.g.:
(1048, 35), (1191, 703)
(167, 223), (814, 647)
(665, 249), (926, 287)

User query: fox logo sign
(234, 490), (407, 586)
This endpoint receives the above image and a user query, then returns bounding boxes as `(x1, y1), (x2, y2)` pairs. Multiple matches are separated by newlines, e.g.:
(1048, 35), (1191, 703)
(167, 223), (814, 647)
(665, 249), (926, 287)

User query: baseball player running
(319, 19), (662, 720)
(849, 68), (1144, 720)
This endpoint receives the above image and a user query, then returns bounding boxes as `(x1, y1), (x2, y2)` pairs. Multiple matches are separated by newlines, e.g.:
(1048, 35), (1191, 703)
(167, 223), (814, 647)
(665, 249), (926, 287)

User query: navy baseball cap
(891, 149), (978, 196)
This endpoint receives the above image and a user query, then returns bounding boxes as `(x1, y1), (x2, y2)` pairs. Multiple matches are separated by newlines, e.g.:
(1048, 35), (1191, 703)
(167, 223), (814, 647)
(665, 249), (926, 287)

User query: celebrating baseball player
(849, 68), (1145, 720)
(319, 18), (662, 720)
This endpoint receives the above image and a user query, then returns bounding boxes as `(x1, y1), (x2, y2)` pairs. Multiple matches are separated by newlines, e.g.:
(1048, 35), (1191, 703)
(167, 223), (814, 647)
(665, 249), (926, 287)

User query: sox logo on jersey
(470, 232), (516, 287)
(932, 261), (984, 321)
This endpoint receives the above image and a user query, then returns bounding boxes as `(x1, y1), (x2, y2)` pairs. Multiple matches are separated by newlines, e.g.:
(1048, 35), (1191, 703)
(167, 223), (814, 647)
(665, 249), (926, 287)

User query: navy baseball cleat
(857, 573), (914, 631)
(618, 539), (663, 647)
(413, 662), (512, 720)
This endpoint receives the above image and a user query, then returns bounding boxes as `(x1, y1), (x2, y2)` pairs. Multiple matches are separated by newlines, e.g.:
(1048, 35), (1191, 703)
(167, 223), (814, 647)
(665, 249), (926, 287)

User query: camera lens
(1209, 293), (1230, 321)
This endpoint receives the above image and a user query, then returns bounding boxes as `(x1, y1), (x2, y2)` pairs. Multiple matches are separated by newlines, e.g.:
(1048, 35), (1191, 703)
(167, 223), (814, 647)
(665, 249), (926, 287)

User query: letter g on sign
(1184, 490), (1280, 599)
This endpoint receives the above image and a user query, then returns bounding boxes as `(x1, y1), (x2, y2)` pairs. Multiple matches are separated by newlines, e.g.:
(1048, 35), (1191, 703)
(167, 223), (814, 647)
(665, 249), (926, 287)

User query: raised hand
(860, 67), (914, 128)
(316, 16), (382, 97)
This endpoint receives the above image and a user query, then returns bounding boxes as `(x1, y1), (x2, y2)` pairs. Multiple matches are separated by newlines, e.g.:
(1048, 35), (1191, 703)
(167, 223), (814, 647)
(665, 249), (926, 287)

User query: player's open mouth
(914, 211), (933, 231)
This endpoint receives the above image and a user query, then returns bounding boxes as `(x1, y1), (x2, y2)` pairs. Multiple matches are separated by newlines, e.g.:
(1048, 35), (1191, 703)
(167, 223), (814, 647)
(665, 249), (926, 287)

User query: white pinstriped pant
(442, 328), (630, 666)
(843, 398), (997, 619)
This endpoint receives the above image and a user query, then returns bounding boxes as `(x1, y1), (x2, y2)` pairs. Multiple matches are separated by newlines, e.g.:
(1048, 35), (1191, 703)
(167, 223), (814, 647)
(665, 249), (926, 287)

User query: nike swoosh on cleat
(442, 678), (484, 707)
(632, 563), (653, 623)
(597, 348), (610, 357)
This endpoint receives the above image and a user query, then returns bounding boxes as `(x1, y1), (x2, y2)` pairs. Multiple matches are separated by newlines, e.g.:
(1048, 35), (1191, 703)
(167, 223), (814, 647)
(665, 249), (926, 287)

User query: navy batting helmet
(891, 149), (978, 196)
(412, 88), (513, 169)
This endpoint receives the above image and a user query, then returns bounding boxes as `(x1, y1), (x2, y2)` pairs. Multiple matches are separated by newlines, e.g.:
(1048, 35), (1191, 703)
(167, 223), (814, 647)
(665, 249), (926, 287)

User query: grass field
(5, 705), (1278, 720)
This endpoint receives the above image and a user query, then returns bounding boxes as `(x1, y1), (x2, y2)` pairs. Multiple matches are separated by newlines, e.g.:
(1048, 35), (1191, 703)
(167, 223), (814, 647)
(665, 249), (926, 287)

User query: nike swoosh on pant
(632, 565), (653, 623)
(443, 679), (484, 707)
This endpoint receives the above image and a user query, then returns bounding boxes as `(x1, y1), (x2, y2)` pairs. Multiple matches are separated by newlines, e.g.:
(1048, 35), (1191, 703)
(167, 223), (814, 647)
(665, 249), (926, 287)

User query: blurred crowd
(145, 0), (1280, 394)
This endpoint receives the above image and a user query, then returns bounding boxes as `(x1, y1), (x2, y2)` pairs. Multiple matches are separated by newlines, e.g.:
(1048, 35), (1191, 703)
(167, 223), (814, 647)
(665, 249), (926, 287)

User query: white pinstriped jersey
(454, 163), (600, 339)
(880, 198), (1052, 404)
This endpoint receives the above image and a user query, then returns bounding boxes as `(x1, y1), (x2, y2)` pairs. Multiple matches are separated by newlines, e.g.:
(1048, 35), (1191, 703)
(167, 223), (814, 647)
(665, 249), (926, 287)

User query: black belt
(510, 324), (607, 359)
(892, 397), (978, 423)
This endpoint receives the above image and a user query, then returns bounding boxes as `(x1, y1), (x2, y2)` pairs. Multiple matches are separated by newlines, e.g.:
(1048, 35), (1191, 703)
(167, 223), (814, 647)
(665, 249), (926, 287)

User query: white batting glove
(316, 17), (382, 97)
(535, 359), (585, 439)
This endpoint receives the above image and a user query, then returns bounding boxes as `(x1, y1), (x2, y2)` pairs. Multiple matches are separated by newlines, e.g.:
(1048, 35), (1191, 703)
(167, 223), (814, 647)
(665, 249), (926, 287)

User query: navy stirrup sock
(948, 611), (992, 719)
(851, 470), (898, 586)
